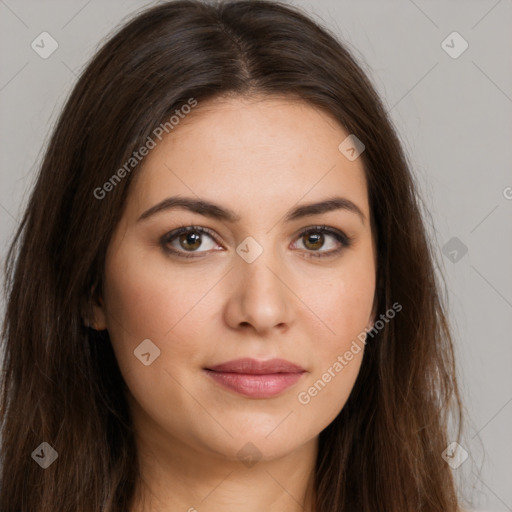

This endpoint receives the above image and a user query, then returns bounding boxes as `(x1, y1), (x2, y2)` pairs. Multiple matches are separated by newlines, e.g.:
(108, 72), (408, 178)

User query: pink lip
(203, 358), (306, 398)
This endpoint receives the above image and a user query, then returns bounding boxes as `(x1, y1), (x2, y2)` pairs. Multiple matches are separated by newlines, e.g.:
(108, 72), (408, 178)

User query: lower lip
(203, 369), (305, 398)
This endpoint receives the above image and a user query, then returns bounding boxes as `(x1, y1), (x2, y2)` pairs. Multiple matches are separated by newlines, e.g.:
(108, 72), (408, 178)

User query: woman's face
(93, 95), (376, 463)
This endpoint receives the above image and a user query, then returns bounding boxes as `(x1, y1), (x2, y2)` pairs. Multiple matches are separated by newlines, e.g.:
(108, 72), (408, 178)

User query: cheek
(295, 252), (374, 414)
(310, 254), (375, 350)
(102, 246), (202, 371)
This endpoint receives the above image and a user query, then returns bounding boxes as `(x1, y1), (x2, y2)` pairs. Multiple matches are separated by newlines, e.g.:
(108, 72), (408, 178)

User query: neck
(128, 403), (318, 512)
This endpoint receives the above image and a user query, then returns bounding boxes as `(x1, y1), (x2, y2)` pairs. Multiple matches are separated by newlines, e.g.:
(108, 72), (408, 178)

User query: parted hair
(1, 1), (462, 510)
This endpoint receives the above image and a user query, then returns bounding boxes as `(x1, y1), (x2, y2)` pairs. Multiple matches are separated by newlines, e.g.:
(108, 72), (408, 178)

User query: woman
(0, 1), (464, 510)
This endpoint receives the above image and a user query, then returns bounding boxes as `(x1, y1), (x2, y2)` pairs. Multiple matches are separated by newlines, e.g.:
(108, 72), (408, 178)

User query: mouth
(203, 358), (307, 399)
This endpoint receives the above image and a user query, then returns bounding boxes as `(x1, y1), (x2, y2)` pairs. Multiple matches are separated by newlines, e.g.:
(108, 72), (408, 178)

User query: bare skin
(92, 95), (377, 512)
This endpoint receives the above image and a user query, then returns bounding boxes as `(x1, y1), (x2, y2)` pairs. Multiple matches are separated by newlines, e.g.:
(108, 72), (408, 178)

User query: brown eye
(302, 231), (324, 251)
(178, 231), (202, 251)
(294, 225), (352, 259)
(161, 226), (221, 258)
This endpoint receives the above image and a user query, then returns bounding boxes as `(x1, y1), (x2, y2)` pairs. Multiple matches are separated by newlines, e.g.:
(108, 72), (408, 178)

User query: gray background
(0, 0), (511, 510)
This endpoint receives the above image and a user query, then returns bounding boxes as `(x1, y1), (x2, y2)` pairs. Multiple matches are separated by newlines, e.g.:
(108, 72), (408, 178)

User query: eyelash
(160, 225), (353, 260)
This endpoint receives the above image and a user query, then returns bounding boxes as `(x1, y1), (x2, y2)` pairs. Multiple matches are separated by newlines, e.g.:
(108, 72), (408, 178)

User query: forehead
(125, 95), (369, 222)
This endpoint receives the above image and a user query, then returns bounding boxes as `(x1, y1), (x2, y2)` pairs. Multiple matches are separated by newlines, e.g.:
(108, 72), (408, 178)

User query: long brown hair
(0, 1), (463, 510)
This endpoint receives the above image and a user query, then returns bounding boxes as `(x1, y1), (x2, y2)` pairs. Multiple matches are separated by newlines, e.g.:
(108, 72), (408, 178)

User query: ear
(83, 284), (108, 331)
(91, 292), (108, 331)
(367, 287), (378, 330)
(368, 233), (379, 330)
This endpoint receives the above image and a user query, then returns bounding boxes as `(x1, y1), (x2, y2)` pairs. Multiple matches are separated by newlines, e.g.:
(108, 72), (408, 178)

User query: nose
(223, 246), (294, 336)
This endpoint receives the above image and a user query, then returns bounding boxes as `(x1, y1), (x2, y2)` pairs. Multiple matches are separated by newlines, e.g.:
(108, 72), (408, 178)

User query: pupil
(181, 232), (201, 250)
(305, 232), (323, 250)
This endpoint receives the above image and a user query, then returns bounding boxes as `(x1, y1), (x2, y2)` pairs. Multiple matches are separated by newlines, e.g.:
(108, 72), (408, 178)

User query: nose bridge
(227, 234), (292, 331)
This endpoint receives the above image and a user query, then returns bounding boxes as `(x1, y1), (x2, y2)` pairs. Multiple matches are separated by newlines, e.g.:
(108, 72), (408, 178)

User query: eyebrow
(137, 195), (366, 225)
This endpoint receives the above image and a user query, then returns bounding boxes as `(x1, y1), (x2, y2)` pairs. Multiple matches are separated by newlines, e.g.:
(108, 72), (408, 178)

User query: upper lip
(205, 358), (306, 374)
